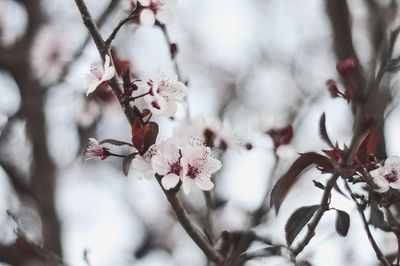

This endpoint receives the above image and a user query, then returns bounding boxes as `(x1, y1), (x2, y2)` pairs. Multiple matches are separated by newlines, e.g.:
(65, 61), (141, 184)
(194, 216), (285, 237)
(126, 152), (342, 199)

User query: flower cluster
(132, 137), (222, 194)
(370, 156), (400, 192)
(138, 0), (177, 26)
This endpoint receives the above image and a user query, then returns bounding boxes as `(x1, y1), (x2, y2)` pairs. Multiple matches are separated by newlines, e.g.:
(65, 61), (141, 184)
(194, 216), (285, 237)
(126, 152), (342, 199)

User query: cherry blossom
(30, 26), (72, 85)
(143, 74), (187, 116)
(151, 140), (185, 190)
(370, 156), (400, 192)
(84, 138), (109, 161)
(139, 137), (222, 194)
(138, 0), (177, 26)
(179, 138), (222, 194)
(86, 55), (116, 96)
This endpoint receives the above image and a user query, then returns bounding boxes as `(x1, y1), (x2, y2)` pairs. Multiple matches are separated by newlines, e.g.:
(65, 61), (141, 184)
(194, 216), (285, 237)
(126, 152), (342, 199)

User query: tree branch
(73, 1), (224, 263)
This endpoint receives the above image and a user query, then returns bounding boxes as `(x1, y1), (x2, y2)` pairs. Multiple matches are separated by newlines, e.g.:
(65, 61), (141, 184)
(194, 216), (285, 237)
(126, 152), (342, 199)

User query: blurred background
(0, 0), (399, 265)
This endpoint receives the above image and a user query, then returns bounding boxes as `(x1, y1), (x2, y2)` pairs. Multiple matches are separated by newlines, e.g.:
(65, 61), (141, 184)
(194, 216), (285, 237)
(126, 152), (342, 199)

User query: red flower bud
(336, 57), (357, 76)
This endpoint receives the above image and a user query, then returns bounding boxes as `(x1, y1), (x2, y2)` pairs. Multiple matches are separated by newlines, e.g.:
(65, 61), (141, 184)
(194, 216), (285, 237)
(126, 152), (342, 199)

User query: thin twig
(291, 173), (338, 256)
(105, 9), (138, 45)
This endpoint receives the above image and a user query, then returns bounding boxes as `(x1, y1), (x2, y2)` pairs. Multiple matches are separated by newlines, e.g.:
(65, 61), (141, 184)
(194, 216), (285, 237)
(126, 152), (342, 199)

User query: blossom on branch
(132, 137), (222, 194)
(142, 74), (187, 116)
(138, 0), (177, 26)
(84, 138), (110, 161)
(86, 55), (116, 96)
(370, 156), (400, 192)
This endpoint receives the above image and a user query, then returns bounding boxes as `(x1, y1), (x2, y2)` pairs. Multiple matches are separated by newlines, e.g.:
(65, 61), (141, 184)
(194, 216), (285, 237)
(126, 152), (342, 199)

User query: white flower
(30, 26), (72, 85)
(138, 0), (177, 26)
(86, 55), (116, 96)
(131, 145), (157, 179)
(151, 140), (185, 190)
(147, 137), (222, 194)
(370, 156), (400, 192)
(84, 138), (108, 161)
(179, 138), (222, 194)
(143, 74), (187, 116)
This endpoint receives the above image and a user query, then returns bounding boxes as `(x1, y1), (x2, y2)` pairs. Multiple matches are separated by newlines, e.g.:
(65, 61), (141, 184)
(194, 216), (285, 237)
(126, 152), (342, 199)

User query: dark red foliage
(131, 118), (159, 154)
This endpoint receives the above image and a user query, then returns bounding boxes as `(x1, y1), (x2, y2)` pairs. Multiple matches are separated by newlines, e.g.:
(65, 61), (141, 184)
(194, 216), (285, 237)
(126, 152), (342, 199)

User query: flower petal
(140, 9), (156, 26)
(86, 81), (101, 96)
(181, 175), (192, 194)
(161, 173), (180, 190)
(195, 177), (214, 191)
(101, 66), (116, 82)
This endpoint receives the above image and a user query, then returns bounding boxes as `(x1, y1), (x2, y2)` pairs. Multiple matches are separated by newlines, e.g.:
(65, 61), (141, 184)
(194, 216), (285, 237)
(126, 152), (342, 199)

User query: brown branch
(105, 8), (138, 45)
(155, 176), (224, 264)
(291, 173), (339, 256)
(73, 0), (224, 263)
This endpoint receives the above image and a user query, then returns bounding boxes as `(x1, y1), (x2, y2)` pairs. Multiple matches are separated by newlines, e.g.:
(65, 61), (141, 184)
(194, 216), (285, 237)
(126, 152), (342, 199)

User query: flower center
(169, 161), (182, 175)
(149, 1), (160, 13)
(384, 170), (398, 183)
(151, 101), (160, 109)
(187, 164), (200, 179)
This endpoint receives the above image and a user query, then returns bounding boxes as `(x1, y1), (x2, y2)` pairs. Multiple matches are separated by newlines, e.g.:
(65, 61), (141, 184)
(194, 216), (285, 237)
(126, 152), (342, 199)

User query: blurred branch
(326, 0), (366, 90)
(105, 7), (137, 45)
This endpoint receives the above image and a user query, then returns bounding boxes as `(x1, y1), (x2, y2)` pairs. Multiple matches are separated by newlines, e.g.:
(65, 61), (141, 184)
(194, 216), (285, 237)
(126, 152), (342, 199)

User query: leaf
(143, 122), (158, 153)
(122, 153), (137, 176)
(319, 113), (334, 148)
(335, 209), (350, 236)
(100, 139), (133, 146)
(271, 152), (332, 213)
(285, 205), (319, 246)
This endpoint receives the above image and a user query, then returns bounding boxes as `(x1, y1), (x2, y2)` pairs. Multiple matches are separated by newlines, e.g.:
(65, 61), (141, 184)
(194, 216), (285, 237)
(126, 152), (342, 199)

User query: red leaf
(319, 113), (334, 148)
(270, 152), (332, 213)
